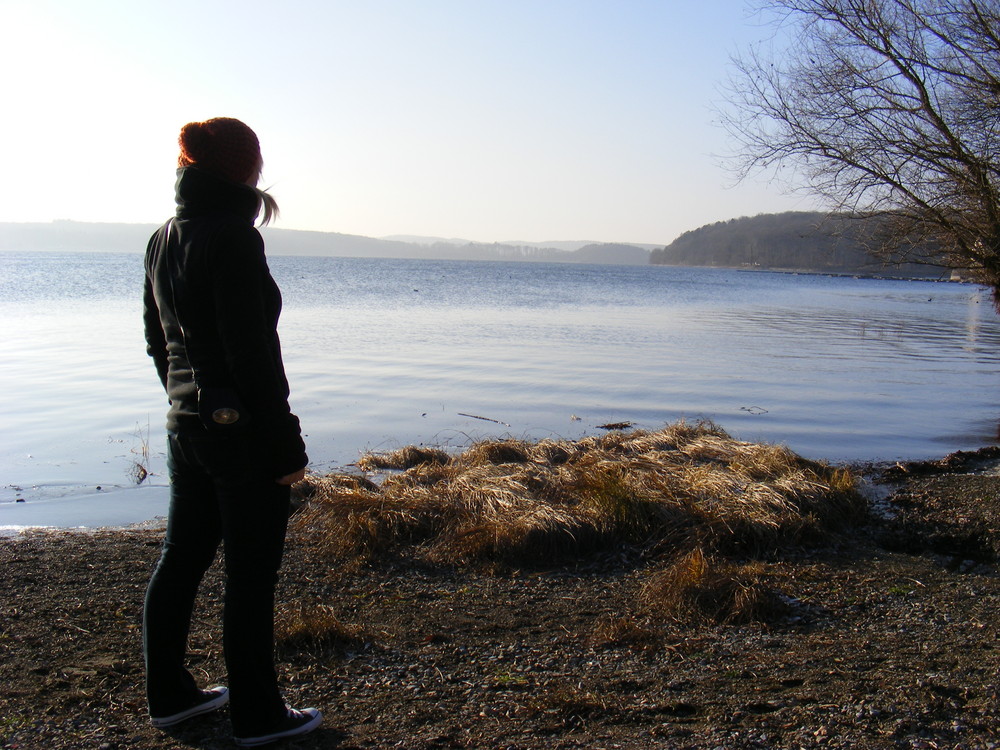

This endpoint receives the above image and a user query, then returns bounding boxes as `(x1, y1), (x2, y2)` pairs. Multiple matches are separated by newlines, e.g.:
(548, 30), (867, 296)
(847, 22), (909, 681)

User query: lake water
(3, 250), (1000, 531)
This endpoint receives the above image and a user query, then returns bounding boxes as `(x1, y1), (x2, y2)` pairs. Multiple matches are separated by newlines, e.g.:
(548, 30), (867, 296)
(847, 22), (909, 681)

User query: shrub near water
(292, 421), (865, 565)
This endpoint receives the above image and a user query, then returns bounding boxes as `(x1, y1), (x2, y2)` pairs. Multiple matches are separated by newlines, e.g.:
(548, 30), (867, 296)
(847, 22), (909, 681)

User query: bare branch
(722, 0), (1000, 298)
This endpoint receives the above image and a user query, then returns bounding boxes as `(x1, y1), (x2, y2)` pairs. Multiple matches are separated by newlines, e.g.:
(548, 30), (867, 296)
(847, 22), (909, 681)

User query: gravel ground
(2, 451), (999, 749)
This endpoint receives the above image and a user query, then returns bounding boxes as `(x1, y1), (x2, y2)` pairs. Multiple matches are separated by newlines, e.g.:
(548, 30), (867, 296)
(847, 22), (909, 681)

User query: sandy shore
(1, 450), (999, 749)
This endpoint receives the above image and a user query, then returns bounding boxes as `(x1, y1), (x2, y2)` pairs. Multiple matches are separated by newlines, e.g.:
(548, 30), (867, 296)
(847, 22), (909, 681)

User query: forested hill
(651, 212), (943, 278)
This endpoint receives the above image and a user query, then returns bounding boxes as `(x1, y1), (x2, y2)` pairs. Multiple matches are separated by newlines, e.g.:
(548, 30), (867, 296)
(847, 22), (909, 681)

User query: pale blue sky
(1, 0), (814, 244)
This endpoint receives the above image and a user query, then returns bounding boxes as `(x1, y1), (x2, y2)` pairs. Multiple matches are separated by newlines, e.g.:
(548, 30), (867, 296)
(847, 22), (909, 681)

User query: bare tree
(723, 0), (1000, 297)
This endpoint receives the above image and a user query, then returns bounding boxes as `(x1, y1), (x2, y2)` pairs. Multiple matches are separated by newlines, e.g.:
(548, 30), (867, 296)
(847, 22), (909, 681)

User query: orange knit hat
(177, 117), (261, 184)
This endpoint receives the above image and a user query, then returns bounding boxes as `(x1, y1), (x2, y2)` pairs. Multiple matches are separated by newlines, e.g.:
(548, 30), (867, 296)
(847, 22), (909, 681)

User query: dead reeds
(641, 547), (788, 624)
(275, 602), (368, 657)
(291, 420), (865, 566)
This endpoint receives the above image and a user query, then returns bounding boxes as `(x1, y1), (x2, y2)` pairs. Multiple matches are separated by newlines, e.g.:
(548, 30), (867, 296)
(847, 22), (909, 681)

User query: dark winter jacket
(143, 167), (307, 478)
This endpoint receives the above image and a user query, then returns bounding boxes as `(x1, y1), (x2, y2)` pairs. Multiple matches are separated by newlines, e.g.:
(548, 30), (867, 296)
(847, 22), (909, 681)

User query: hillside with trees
(650, 212), (945, 278)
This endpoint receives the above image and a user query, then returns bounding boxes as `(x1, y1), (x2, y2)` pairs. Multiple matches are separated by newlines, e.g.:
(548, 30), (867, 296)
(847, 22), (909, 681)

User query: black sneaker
(150, 686), (229, 727)
(234, 707), (322, 747)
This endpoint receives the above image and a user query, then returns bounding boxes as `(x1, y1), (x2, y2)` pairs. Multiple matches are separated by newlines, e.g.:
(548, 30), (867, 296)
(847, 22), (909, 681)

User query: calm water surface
(2, 251), (999, 527)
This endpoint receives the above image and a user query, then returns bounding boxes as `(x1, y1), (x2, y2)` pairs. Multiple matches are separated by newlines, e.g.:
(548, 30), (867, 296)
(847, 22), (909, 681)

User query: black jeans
(143, 432), (290, 735)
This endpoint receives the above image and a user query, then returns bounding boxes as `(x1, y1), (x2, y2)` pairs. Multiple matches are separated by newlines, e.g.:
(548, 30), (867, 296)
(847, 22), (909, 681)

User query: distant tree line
(650, 212), (946, 278)
(0, 221), (651, 266)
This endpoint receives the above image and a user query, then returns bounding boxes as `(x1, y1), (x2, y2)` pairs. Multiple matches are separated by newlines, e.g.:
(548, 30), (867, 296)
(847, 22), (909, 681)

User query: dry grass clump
(275, 602), (368, 656)
(294, 472), (448, 557)
(460, 438), (533, 465)
(590, 615), (661, 649)
(291, 420), (865, 564)
(642, 547), (787, 624)
(292, 472), (379, 507)
(356, 445), (450, 471)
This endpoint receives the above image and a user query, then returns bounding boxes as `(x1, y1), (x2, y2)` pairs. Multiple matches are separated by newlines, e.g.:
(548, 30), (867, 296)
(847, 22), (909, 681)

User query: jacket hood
(174, 167), (260, 224)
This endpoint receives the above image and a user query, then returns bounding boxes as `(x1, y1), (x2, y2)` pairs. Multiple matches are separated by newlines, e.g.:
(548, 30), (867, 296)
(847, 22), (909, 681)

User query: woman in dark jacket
(142, 117), (321, 747)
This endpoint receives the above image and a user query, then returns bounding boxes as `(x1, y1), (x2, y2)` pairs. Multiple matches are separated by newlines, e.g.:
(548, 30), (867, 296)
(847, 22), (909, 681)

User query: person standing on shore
(142, 117), (321, 746)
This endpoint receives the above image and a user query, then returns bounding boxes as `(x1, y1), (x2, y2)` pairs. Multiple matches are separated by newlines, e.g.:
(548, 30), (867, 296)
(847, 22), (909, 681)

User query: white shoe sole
(150, 686), (229, 727)
(234, 708), (322, 746)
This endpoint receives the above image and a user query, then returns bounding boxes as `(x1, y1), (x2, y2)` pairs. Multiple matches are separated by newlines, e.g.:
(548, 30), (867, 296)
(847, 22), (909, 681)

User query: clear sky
(0, 0), (815, 245)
